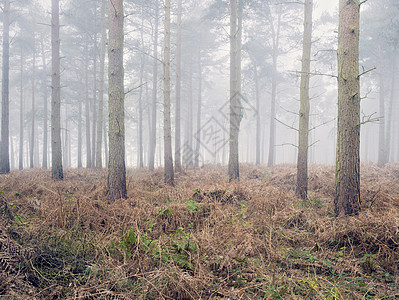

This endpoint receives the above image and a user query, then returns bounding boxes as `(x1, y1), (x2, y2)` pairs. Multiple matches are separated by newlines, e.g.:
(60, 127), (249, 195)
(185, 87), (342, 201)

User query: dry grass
(0, 163), (398, 299)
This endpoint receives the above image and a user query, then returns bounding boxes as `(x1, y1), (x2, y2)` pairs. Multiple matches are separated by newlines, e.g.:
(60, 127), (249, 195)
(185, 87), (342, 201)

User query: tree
(335, 0), (361, 216)
(174, 0), (182, 172)
(149, 0), (159, 171)
(107, 0), (126, 201)
(51, 0), (63, 180)
(30, 35), (36, 169)
(296, 0), (313, 200)
(163, 0), (174, 184)
(0, 0), (11, 174)
(228, 0), (241, 182)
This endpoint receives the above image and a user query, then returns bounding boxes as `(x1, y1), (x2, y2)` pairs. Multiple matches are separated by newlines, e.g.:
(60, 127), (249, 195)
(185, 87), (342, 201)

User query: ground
(0, 163), (398, 299)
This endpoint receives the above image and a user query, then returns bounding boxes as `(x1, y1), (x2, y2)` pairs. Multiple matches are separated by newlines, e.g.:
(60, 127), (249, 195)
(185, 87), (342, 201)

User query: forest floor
(0, 163), (398, 299)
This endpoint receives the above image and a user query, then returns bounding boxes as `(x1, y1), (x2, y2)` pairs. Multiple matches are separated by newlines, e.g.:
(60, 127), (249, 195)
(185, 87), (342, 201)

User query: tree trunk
(163, 0), (174, 184)
(267, 9), (281, 167)
(385, 58), (395, 163)
(175, 0), (182, 172)
(138, 8), (145, 169)
(254, 64), (261, 165)
(78, 80), (83, 168)
(377, 47), (386, 168)
(107, 0), (126, 201)
(195, 45), (202, 168)
(19, 51), (24, 170)
(92, 6), (98, 168)
(51, 0), (63, 180)
(335, 0), (361, 217)
(149, 0), (159, 171)
(296, 0), (313, 200)
(0, 0), (10, 174)
(96, 0), (106, 169)
(228, 0), (240, 182)
(85, 35), (92, 168)
(30, 37), (36, 169)
(41, 39), (48, 169)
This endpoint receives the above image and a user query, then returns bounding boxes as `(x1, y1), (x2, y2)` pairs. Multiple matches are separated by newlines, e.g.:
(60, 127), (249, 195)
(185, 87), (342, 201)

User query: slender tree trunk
(195, 45), (202, 168)
(335, 0), (361, 216)
(228, 0), (240, 182)
(184, 55), (194, 167)
(267, 9), (281, 167)
(385, 58), (395, 163)
(377, 47), (386, 167)
(138, 8), (145, 169)
(104, 118), (108, 167)
(41, 40), (48, 169)
(149, 0), (159, 171)
(0, 0), (10, 174)
(30, 37), (36, 169)
(92, 6), (98, 168)
(175, 0), (182, 172)
(296, 0), (313, 200)
(19, 52), (24, 170)
(51, 0), (63, 180)
(254, 64), (261, 165)
(10, 136), (14, 170)
(85, 35), (92, 168)
(107, 0), (126, 201)
(96, 0), (106, 168)
(163, 0), (174, 184)
(78, 80), (83, 168)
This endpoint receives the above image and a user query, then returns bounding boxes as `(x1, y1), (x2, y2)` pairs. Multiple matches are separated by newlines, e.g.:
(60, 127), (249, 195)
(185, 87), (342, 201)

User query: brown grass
(0, 163), (398, 299)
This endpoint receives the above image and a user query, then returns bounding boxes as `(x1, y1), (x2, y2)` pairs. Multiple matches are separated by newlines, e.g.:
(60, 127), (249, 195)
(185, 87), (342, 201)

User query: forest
(0, 0), (398, 298)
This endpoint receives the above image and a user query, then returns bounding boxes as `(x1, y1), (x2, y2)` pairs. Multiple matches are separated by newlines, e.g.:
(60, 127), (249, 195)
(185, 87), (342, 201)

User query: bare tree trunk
(104, 119), (108, 167)
(385, 58), (395, 163)
(10, 135), (14, 170)
(92, 6), (98, 168)
(107, 0), (126, 201)
(228, 0), (240, 182)
(163, 0), (174, 184)
(51, 0), (63, 180)
(267, 9), (281, 167)
(149, 0), (159, 171)
(195, 45), (202, 168)
(377, 47), (386, 167)
(335, 0), (361, 216)
(85, 35), (92, 168)
(78, 80), (83, 168)
(19, 51), (24, 170)
(41, 39), (48, 169)
(96, 0), (106, 169)
(138, 8), (145, 169)
(254, 64), (260, 165)
(175, 0), (182, 172)
(0, 0), (10, 174)
(30, 36), (36, 169)
(296, 0), (313, 200)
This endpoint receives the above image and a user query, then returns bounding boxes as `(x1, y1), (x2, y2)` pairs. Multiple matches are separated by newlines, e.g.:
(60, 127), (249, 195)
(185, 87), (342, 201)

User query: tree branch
(275, 118), (299, 132)
(309, 117), (337, 132)
(293, 70), (338, 79)
(358, 67), (376, 78)
(276, 143), (298, 148)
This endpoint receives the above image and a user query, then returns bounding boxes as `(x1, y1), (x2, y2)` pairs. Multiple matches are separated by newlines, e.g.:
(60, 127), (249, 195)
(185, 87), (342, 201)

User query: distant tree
(51, 0), (63, 180)
(163, 0), (174, 184)
(0, 0), (11, 174)
(228, 0), (241, 181)
(335, 0), (361, 216)
(107, 0), (126, 201)
(30, 35), (36, 169)
(175, 0), (182, 172)
(296, 0), (313, 200)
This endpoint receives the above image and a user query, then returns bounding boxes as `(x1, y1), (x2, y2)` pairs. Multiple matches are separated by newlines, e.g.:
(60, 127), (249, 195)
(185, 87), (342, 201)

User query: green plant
(185, 199), (200, 212)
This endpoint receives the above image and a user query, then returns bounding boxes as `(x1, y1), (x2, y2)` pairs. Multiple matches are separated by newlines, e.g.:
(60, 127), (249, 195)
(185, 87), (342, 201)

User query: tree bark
(149, 0), (159, 171)
(19, 51), (24, 170)
(377, 47), (386, 168)
(0, 0), (10, 174)
(228, 0), (240, 182)
(78, 79), (83, 168)
(335, 0), (361, 217)
(254, 63), (261, 165)
(296, 0), (313, 200)
(41, 39), (48, 169)
(30, 36), (36, 169)
(195, 45), (202, 168)
(84, 35), (92, 168)
(385, 58), (395, 163)
(107, 0), (126, 201)
(96, 0), (106, 169)
(267, 8), (281, 167)
(51, 0), (63, 180)
(91, 6), (98, 168)
(175, 0), (182, 172)
(163, 0), (174, 184)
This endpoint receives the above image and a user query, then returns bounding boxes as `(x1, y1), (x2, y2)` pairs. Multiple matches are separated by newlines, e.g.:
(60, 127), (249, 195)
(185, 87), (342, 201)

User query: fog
(1, 0), (397, 170)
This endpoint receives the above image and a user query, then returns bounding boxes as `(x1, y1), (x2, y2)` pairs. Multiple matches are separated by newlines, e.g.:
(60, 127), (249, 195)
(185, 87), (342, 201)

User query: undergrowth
(0, 163), (398, 299)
